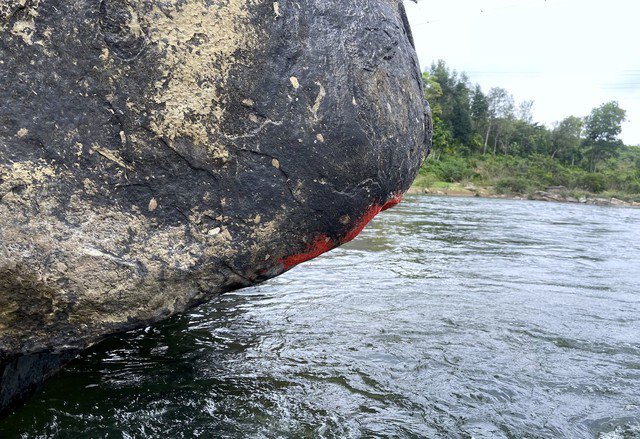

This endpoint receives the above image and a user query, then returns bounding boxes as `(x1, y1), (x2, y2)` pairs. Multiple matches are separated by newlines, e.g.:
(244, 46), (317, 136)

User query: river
(2, 196), (640, 438)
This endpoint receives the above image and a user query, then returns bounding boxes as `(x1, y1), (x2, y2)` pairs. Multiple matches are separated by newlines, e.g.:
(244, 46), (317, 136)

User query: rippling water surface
(3, 196), (640, 438)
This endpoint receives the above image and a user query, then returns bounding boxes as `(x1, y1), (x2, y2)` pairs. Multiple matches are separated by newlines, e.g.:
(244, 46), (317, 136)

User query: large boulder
(0, 0), (431, 417)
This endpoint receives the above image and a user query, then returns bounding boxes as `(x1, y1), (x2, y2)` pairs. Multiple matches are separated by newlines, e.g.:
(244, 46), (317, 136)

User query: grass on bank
(412, 153), (640, 203)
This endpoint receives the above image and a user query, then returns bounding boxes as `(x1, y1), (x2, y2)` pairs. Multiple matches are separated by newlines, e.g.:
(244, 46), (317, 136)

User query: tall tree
(510, 121), (551, 157)
(428, 61), (473, 148)
(583, 101), (627, 171)
(551, 116), (583, 164)
(422, 71), (454, 158)
(486, 87), (515, 155)
(470, 85), (489, 149)
(518, 100), (535, 124)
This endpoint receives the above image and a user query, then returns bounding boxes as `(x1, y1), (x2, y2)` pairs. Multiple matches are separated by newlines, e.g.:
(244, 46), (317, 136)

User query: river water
(2, 196), (640, 438)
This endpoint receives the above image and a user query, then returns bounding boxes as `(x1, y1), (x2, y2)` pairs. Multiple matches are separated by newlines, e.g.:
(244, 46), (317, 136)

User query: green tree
(583, 101), (626, 171)
(470, 85), (489, 151)
(428, 61), (473, 148)
(510, 121), (551, 157)
(422, 71), (454, 157)
(551, 116), (583, 164)
(486, 87), (515, 155)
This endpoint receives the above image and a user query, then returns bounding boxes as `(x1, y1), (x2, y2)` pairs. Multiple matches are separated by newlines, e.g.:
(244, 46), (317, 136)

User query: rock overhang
(0, 0), (431, 418)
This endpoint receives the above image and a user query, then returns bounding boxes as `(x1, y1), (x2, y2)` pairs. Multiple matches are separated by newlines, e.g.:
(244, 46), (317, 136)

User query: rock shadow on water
(0, 292), (279, 437)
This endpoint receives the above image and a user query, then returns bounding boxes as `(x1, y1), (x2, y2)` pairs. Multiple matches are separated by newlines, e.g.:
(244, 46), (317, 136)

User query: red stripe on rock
(280, 193), (403, 270)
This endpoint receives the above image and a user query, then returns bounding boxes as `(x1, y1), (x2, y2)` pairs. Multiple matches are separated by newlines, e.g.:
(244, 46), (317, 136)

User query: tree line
(419, 60), (639, 196)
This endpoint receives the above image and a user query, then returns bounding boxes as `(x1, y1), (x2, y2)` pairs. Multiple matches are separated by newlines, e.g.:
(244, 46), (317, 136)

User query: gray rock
(610, 198), (628, 206)
(0, 0), (431, 416)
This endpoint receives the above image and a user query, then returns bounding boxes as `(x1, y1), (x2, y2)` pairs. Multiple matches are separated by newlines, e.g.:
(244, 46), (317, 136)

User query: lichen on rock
(0, 0), (431, 417)
(144, 0), (258, 149)
(1, 0), (41, 44)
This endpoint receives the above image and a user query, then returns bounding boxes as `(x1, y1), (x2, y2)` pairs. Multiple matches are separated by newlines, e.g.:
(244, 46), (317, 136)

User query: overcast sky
(404, 0), (640, 145)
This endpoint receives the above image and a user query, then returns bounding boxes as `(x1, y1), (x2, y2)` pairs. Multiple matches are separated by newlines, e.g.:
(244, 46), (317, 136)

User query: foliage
(495, 177), (530, 194)
(583, 102), (627, 171)
(420, 155), (475, 183)
(419, 60), (638, 196)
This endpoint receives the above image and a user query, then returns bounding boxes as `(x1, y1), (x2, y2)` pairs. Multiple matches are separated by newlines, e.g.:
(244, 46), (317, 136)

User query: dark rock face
(0, 0), (431, 417)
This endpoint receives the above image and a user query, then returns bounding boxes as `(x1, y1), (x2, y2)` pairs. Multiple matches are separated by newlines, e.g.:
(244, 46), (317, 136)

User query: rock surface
(0, 0), (431, 417)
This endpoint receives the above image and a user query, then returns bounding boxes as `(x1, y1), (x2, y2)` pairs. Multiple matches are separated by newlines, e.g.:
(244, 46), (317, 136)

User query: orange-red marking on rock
(279, 193), (404, 271)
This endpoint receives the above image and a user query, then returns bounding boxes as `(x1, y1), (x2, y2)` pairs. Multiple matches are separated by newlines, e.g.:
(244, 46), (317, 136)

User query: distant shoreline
(407, 184), (640, 208)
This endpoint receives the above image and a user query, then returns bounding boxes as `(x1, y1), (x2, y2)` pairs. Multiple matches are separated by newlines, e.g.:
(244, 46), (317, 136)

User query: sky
(404, 0), (640, 145)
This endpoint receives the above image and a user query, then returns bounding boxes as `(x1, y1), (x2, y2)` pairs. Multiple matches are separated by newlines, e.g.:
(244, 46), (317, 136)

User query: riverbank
(413, 152), (640, 208)
(408, 179), (640, 208)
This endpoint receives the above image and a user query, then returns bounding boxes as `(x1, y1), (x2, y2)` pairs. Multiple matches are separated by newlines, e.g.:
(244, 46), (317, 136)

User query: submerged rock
(0, 0), (431, 417)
